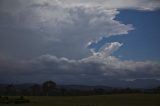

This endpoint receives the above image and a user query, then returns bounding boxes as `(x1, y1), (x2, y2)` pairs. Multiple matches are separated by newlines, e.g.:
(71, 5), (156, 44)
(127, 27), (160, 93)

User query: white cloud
(23, 0), (160, 10)
(84, 42), (123, 62)
(0, 0), (134, 59)
(1, 0), (159, 59)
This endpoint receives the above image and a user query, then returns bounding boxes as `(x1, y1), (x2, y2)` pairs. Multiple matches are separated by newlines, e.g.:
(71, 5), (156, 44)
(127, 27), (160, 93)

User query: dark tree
(5, 84), (16, 96)
(30, 84), (41, 96)
(42, 81), (56, 96)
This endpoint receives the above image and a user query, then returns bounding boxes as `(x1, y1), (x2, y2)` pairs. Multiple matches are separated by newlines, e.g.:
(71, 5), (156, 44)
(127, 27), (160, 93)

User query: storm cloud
(0, 0), (160, 84)
(0, 42), (160, 84)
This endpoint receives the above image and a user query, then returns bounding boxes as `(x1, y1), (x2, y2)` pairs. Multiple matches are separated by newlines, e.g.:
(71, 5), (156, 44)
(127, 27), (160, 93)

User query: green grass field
(1, 94), (160, 106)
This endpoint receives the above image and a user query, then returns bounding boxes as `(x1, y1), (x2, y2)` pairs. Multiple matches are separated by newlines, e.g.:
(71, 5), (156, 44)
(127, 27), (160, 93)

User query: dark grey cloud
(0, 43), (159, 84)
(0, 0), (160, 84)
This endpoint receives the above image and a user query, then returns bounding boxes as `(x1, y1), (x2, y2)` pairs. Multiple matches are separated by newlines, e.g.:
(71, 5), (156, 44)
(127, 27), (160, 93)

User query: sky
(0, 0), (160, 86)
(90, 10), (160, 61)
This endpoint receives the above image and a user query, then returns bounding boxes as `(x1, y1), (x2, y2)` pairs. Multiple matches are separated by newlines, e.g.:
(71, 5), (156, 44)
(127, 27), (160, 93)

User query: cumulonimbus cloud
(0, 0), (160, 84)
(0, 0), (159, 59)
(0, 0), (133, 59)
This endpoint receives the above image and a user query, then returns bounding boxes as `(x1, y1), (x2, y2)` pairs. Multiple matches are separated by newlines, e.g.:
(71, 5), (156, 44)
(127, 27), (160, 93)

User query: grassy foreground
(1, 94), (160, 106)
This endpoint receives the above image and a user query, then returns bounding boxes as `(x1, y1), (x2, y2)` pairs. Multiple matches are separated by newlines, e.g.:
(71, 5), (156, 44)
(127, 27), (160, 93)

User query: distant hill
(0, 79), (160, 90)
(60, 85), (113, 90)
(61, 79), (160, 89)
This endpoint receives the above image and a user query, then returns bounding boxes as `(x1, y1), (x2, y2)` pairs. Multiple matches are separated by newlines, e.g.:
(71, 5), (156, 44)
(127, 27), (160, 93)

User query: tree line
(0, 80), (160, 96)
